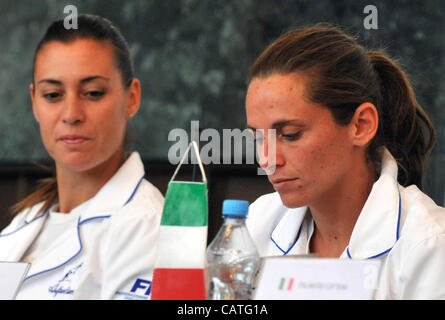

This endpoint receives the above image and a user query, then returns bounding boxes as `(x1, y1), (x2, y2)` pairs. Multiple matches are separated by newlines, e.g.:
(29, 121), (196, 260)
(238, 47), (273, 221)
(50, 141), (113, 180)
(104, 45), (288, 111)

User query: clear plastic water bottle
(206, 199), (260, 300)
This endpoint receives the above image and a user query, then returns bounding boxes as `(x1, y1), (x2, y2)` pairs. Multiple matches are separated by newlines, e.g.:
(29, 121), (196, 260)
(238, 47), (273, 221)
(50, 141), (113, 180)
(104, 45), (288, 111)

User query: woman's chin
(277, 192), (308, 209)
(54, 153), (97, 172)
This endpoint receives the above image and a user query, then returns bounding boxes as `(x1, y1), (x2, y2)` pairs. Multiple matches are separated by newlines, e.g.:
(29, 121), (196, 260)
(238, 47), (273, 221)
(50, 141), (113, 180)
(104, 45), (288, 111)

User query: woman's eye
(280, 132), (301, 141)
(85, 91), (105, 99)
(43, 92), (62, 101)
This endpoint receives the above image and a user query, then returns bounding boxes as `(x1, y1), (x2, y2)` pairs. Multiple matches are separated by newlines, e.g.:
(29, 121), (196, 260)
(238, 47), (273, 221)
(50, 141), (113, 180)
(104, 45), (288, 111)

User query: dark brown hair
(248, 23), (436, 189)
(12, 14), (134, 215)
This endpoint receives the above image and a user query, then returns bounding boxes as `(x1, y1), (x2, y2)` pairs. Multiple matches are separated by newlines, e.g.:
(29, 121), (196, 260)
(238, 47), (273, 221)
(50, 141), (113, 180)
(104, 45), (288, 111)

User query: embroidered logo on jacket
(48, 263), (84, 297)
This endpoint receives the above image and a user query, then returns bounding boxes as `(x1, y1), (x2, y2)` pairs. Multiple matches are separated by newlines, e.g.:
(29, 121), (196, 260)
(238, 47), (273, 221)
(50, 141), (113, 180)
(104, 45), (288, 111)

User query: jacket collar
(80, 151), (145, 221)
(270, 206), (307, 255)
(270, 148), (401, 259)
(346, 148), (401, 259)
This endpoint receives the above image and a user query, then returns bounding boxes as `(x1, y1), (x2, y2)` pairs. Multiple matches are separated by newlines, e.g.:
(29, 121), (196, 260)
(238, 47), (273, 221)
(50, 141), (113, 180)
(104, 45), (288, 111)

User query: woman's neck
(308, 157), (377, 258)
(55, 152), (124, 213)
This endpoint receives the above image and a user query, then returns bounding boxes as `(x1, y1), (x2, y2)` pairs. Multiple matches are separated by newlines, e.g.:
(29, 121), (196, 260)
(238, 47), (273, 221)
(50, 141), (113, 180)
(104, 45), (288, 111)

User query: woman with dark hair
(245, 24), (445, 299)
(0, 14), (164, 299)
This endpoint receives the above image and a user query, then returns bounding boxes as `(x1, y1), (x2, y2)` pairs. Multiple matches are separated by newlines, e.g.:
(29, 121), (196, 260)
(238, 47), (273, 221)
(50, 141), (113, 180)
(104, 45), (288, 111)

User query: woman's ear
(349, 102), (379, 147)
(125, 78), (141, 120)
(30, 83), (39, 123)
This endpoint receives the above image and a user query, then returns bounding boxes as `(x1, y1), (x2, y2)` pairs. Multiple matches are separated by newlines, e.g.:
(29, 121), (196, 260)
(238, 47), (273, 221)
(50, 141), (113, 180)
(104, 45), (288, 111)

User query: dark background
(1, 0), (444, 241)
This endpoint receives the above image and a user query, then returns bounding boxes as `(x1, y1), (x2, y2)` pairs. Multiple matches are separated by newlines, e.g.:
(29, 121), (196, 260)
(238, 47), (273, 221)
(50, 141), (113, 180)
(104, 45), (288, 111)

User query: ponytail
(367, 51), (436, 189)
(11, 177), (57, 215)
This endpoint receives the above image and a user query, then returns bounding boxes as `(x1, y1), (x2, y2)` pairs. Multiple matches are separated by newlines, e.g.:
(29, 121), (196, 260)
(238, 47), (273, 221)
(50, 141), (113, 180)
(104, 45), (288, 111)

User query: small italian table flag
(151, 142), (208, 300)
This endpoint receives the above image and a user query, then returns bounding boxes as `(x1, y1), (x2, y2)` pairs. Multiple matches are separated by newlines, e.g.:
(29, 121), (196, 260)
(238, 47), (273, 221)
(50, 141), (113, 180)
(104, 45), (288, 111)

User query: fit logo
(130, 278), (152, 296)
(278, 277), (294, 291)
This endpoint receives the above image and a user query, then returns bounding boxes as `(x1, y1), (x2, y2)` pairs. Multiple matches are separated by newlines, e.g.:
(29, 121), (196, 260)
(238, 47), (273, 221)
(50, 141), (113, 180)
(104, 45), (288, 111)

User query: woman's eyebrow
(247, 120), (306, 131)
(37, 79), (62, 85)
(80, 75), (110, 83)
(37, 76), (110, 85)
(271, 120), (305, 128)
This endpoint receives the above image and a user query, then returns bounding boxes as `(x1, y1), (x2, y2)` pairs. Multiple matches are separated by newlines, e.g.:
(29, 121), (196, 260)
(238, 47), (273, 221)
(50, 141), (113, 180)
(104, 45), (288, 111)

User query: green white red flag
(151, 142), (208, 300)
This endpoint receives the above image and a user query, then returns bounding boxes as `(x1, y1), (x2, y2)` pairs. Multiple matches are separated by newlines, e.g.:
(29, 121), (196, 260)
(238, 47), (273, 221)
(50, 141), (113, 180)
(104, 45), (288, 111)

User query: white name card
(254, 256), (381, 300)
(0, 262), (30, 300)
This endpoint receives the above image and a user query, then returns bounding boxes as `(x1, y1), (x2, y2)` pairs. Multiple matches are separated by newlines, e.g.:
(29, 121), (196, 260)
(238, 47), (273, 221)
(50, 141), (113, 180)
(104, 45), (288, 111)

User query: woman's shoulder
(127, 178), (164, 215)
(399, 184), (445, 243)
(88, 181), (163, 247)
(104, 178), (164, 228)
(1, 202), (46, 235)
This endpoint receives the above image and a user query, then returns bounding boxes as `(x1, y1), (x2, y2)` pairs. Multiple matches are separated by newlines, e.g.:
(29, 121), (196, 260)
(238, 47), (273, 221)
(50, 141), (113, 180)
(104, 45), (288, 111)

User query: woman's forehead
(34, 39), (118, 81)
(245, 73), (338, 132)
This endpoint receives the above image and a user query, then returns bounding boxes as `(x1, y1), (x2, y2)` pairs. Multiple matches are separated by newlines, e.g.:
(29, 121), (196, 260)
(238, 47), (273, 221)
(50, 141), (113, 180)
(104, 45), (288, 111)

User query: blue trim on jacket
(270, 184), (402, 259)
(8, 174), (145, 281)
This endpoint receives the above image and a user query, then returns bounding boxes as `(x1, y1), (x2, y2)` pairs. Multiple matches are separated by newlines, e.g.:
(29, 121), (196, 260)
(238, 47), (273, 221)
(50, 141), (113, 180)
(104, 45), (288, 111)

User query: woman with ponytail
(0, 14), (164, 299)
(246, 24), (445, 299)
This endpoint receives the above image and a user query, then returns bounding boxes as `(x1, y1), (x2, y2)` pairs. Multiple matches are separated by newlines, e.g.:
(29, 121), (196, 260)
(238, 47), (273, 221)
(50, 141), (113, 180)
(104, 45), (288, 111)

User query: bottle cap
(222, 199), (250, 217)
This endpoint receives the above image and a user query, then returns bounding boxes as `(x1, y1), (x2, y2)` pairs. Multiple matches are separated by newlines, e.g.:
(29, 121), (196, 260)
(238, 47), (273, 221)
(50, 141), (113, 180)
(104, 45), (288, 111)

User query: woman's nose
(62, 95), (85, 125)
(256, 130), (284, 174)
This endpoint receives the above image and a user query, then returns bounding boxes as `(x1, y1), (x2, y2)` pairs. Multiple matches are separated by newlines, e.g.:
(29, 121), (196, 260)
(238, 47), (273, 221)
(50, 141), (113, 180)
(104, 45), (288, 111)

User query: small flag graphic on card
(151, 142), (208, 300)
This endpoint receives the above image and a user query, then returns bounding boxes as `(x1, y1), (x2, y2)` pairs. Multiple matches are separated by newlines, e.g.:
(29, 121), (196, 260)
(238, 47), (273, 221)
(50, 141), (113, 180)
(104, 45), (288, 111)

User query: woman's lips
(270, 177), (299, 190)
(58, 135), (91, 146)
